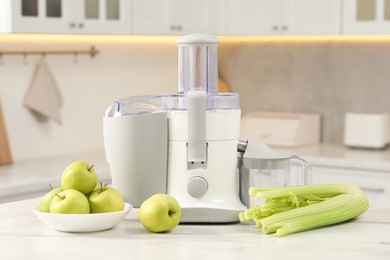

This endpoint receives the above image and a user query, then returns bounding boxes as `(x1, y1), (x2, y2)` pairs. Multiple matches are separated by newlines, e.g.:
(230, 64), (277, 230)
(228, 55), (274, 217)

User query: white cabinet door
(2, 0), (130, 34)
(311, 165), (390, 203)
(174, 0), (222, 35)
(285, 0), (341, 35)
(75, 0), (131, 34)
(227, 0), (279, 35)
(132, 0), (171, 34)
(343, 0), (390, 34)
(132, 0), (223, 35)
(290, 160), (390, 203)
(9, 0), (74, 33)
(227, 0), (341, 35)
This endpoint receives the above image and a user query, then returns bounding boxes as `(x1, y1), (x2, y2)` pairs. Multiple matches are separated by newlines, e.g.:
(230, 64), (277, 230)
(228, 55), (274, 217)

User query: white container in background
(344, 113), (390, 149)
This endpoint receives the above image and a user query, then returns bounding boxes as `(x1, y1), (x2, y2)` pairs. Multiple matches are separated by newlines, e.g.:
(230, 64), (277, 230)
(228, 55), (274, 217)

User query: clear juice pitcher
(238, 140), (312, 208)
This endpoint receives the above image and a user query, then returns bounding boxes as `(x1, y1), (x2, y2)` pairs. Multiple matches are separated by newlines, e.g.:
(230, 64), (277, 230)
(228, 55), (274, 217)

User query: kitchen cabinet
(227, 0), (341, 35)
(0, 0), (130, 34)
(311, 166), (390, 203)
(343, 0), (390, 34)
(132, 0), (226, 35)
(290, 162), (390, 202)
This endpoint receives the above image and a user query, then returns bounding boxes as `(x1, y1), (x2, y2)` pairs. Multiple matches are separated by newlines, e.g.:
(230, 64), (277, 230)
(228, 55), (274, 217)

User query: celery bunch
(239, 184), (369, 237)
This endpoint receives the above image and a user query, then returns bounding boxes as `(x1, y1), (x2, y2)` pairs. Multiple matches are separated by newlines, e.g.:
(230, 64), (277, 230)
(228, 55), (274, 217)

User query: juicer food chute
(103, 34), (245, 223)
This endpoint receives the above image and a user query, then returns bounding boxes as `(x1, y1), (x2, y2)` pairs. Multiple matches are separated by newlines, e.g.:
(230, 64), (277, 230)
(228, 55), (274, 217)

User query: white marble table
(0, 198), (389, 260)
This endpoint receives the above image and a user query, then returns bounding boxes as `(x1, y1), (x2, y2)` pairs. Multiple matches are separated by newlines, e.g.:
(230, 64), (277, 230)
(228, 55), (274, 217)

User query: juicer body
(167, 109), (245, 222)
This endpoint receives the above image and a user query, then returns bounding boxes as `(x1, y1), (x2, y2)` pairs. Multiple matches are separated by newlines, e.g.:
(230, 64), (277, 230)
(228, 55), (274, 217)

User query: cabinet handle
(272, 25), (279, 31)
(360, 187), (385, 194)
(69, 23), (76, 28)
(170, 25), (182, 31)
(78, 23), (84, 28)
(282, 25), (288, 31)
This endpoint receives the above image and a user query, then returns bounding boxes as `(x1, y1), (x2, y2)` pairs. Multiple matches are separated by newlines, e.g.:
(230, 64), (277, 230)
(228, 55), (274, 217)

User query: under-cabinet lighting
(0, 34), (177, 44)
(2, 34), (390, 43)
(219, 35), (390, 43)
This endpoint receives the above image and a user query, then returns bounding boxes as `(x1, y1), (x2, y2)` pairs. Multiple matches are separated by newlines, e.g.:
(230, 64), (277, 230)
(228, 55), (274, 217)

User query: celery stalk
(240, 184), (369, 237)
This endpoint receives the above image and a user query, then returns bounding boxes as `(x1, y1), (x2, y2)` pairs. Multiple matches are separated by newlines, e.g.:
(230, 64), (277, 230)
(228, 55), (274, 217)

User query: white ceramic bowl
(32, 203), (132, 232)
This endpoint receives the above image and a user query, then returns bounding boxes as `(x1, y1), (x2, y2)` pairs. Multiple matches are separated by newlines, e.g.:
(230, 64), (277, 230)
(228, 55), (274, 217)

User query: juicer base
(179, 207), (246, 224)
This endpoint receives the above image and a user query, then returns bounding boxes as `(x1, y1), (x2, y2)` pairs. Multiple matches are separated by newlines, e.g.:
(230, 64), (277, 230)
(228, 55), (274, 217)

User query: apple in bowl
(61, 160), (98, 195)
(88, 183), (124, 213)
(39, 185), (63, 213)
(50, 189), (90, 214)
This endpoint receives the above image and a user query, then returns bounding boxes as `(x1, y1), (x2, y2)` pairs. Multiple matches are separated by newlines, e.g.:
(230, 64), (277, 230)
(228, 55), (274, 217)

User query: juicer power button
(187, 177), (208, 198)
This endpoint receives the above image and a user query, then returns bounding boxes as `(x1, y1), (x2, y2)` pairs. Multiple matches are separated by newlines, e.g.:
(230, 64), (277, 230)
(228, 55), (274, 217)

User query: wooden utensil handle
(0, 102), (12, 165)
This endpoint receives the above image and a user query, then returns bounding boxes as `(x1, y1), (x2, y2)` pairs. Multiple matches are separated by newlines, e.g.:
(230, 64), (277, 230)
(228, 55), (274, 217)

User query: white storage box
(344, 113), (390, 149)
(241, 112), (321, 147)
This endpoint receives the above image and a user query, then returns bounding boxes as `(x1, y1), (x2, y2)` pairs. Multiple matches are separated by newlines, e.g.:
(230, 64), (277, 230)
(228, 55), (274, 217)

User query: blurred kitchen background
(1, 0), (390, 203)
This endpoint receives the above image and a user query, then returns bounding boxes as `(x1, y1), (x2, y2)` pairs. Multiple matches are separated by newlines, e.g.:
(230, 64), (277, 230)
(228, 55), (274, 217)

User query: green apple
(139, 194), (181, 233)
(88, 183), (124, 213)
(61, 160), (98, 195)
(50, 189), (90, 214)
(39, 185), (63, 213)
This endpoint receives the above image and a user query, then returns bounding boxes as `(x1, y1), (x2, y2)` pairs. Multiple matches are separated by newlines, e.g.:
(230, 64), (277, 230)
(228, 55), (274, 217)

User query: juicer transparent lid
(104, 93), (239, 117)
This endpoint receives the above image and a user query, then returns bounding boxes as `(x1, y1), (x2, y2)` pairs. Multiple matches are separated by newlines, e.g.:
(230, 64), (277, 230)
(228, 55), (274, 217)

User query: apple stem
(168, 210), (176, 216)
(55, 193), (64, 200)
(49, 184), (53, 191)
(88, 164), (95, 171)
(100, 182), (103, 192)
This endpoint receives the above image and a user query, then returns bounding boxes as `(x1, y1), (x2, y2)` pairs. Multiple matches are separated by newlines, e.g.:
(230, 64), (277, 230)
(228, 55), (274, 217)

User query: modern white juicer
(103, 34), (246, 223)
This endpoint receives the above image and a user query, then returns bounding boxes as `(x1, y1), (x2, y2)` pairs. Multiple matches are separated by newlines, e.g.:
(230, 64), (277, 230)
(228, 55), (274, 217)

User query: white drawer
(310, 165), (390, 203)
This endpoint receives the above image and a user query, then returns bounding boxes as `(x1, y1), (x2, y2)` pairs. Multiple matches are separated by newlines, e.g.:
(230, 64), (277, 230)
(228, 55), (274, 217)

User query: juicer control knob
(187, 177), (208, 198)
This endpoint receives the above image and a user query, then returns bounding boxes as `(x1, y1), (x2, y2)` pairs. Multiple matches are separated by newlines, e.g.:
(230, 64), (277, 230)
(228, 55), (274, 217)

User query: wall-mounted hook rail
(0, 46), (99, 58)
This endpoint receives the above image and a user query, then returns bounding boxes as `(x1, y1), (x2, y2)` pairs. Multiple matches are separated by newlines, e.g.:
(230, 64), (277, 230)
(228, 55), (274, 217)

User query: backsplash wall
(0, 36), (178, 161)
(218, 40), (390, 143)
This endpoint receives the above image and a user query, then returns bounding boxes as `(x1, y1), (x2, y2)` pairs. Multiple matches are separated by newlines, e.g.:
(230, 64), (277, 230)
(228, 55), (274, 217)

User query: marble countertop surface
(0, 198), (389, 260)
(0, 150), (111, 203)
